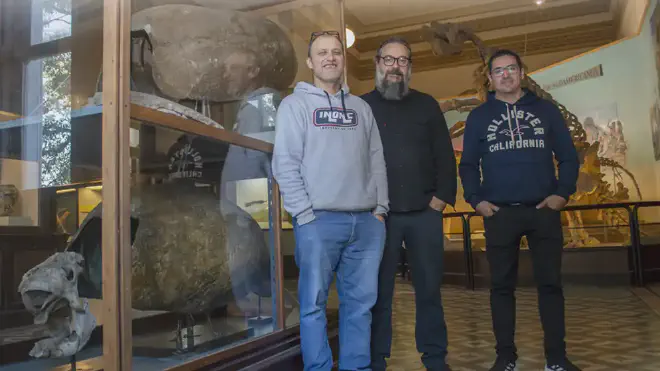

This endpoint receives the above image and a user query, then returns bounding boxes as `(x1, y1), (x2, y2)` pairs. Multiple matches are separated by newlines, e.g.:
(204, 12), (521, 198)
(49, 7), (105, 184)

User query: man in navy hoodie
(459, 49), (581, 371)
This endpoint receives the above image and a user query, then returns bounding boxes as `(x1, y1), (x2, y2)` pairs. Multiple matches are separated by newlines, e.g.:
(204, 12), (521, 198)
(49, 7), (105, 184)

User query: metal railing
(443, 201), (660, 290)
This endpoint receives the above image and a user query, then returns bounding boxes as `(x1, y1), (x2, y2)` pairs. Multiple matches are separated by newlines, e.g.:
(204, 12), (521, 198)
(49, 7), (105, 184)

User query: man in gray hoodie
(272, 31), (389, 371)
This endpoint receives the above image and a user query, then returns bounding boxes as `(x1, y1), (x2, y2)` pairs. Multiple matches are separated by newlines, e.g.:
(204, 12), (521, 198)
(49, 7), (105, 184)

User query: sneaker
(545, 359), (581, 371)
(489, 357), (518, 371)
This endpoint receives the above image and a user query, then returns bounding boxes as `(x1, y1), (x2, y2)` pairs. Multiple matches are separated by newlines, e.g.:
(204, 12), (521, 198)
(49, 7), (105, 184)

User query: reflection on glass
(1, 0), (102, 369)
(30, 0), (72, 45)
(247, 0), (346, 329)
(123, 123), (279, 367)
(118, 0), (306, 364)
(25, 53), (73, 187)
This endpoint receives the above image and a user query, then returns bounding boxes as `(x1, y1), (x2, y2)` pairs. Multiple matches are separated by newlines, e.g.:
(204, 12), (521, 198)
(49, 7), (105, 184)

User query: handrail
(441, 200), (660, 289)
(630, 201), (660, 286)
(445, 200), (660, 217)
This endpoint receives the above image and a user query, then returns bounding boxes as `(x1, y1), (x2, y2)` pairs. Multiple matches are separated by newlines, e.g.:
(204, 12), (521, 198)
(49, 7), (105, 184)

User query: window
(30, 0), (72, 45)
(24, 52), (72, 187)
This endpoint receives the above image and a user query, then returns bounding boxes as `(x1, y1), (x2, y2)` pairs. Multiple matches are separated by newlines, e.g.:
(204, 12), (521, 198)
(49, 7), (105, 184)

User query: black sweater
(361, 89), (457, 213)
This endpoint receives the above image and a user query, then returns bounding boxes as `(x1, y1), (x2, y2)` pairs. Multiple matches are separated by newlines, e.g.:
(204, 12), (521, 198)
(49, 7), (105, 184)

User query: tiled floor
(384, 281), (660, 371)
(4, 282), (660, 370)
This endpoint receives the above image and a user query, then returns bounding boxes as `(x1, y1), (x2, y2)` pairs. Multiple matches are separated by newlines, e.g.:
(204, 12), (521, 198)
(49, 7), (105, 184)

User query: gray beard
(375, 68), (410, 100)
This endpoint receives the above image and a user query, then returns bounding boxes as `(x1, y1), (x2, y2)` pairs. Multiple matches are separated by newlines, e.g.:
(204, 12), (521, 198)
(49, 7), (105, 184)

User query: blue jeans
(294, 210), (386, 371)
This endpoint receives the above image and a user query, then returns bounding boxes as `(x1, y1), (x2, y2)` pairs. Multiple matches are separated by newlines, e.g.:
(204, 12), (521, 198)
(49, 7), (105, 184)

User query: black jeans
(483, 205), (566, 363)
(370, 208), (448, 370)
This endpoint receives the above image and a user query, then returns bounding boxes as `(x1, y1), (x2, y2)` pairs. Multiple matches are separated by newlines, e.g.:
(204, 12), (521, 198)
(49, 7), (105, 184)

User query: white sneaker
(489, 358), (518, 371)
(545, 360), (581, 371)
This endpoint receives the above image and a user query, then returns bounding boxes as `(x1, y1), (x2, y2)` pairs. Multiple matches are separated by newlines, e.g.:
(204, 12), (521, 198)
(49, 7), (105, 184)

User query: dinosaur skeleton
(423, 21), (641, 246)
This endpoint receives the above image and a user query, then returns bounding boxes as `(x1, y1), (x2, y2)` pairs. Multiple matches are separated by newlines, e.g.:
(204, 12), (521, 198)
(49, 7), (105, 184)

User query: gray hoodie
(272, 81), (389, 225)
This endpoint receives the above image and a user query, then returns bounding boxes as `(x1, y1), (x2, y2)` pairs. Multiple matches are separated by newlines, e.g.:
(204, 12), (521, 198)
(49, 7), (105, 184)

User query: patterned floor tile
(383, 281), (660, 371)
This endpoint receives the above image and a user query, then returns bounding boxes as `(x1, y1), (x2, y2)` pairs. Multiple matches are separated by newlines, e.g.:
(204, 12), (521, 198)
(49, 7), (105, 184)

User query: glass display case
(1, 0), (108, 369)
(1, 0), (345, 369)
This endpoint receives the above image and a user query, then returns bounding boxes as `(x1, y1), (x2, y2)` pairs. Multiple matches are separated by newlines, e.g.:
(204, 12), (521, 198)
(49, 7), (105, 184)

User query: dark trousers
(483, 205), (567, 363)
(370, 208), (448, 370)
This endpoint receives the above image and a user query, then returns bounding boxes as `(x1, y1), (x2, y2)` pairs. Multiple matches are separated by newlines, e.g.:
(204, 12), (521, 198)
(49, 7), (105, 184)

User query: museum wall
(531, 0), (660, 209)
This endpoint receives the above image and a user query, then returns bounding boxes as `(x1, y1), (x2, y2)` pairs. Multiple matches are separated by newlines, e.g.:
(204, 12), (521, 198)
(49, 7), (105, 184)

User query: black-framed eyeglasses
(376, 55), (411, 67)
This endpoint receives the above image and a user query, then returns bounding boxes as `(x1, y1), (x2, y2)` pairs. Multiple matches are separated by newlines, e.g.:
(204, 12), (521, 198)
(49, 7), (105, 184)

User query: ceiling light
(535, 0), (545, 5)
(346, 28), (355, 48)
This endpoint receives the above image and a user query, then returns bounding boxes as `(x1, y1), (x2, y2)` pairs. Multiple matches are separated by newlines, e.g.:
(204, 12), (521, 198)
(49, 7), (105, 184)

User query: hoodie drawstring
(505, 103), (522, 144)
(506, 103), (515, 144)
(324, 91), (333, 112)
(340, 89), (347, 113)
(513, 105), (522, 141)
(324, 89), (348, 113)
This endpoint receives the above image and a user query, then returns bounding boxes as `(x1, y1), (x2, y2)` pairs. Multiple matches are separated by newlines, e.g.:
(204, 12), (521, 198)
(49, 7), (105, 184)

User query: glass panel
(125, 119), (279, 368)
(248, 0), (345, 330)
(441, 214), (468, 287)
(561, 207), (631, 248)
(30, 0), (73, 45)
(0, 0), (104, 369)
(25, 53), (73, 187)
(639, 205), (660, 283)
(121, 0), (329, 365)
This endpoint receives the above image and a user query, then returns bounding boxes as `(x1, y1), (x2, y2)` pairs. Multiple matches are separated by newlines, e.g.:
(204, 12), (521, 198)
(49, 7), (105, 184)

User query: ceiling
(346, 0), (514, 30)
(132, 0), (295, 12)
(342, 0), (620, 80)
(129, 0), (622, 82)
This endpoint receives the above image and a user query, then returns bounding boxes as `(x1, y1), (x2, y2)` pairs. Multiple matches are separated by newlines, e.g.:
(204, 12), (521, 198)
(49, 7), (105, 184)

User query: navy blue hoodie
(458, 89), (579, 209)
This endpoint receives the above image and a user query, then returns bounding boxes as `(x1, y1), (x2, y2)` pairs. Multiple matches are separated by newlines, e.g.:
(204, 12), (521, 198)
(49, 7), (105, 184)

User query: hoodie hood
(486, 88), (540, 105)
(293, 81), (350, 113)
(294, 81), (351, 96)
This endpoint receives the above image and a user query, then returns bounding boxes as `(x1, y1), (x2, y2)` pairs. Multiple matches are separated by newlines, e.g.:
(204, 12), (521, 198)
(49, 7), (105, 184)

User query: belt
(492, 200), (542, 208)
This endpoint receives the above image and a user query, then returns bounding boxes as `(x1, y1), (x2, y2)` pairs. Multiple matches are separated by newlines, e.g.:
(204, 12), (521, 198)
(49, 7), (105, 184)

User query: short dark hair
(376, 36), (412, 58)
(487, 49), (523, 72)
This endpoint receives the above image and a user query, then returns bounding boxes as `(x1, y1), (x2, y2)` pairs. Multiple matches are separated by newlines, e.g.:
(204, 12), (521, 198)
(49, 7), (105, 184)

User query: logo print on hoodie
(487, 107), (546, 153)
(313, 108), (358, 129)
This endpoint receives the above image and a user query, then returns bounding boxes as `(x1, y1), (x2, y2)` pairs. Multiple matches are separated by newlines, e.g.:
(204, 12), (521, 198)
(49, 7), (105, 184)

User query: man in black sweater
(362, 37), (457, 371)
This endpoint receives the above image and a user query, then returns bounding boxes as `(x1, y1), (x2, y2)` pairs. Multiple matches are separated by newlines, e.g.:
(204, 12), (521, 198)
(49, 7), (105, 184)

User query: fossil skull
(18, 251), (96, 358)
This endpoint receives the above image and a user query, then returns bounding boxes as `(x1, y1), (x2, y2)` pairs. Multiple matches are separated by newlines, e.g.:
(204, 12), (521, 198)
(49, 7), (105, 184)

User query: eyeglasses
(377, 55), (411, 67)
(491, 64), (520, 77)
(310, 31), (341, 43)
